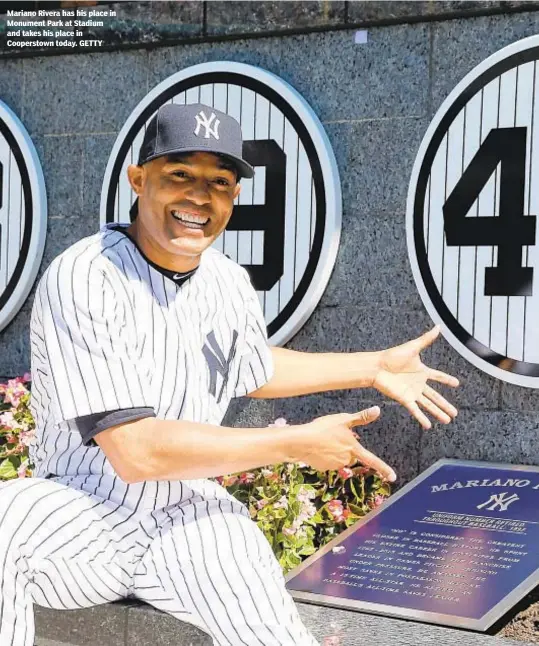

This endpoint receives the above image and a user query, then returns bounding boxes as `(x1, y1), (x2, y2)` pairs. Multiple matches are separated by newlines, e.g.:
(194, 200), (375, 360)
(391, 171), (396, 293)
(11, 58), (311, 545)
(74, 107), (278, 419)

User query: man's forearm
(248, 346), (382, 398)
(106, 417), (303, 483)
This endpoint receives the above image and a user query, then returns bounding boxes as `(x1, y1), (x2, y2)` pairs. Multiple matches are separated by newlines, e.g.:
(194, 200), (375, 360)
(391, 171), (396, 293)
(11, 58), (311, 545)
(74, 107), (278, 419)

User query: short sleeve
(36, 254), (153, 425)
(71, 408), (155, 447)
(233, 270), (274, 398)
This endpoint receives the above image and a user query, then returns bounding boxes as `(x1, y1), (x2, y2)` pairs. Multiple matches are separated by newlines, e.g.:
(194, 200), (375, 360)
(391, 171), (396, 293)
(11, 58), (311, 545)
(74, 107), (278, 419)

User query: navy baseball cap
(137, 103), (254, 179)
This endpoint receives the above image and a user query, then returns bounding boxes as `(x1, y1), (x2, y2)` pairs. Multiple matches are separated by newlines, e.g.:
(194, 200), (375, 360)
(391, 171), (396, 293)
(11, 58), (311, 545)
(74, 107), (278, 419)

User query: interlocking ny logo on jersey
(194, 110), (220, 140)
(203, 330), (238, 402)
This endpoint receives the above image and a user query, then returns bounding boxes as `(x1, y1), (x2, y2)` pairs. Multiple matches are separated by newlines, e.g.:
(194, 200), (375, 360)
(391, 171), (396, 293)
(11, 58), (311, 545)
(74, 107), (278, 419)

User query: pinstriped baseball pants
(0, 478), (319, 646)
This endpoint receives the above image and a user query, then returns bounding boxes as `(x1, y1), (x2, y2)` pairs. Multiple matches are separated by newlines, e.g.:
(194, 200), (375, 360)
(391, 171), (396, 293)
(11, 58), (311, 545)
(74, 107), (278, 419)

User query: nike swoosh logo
(173, 273), (184, 280)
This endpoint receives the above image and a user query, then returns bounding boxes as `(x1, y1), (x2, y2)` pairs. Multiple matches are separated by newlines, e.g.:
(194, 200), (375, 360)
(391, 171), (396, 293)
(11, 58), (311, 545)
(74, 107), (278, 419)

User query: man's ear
(233, 182), (241, 200)
(127, 164), (144, 195)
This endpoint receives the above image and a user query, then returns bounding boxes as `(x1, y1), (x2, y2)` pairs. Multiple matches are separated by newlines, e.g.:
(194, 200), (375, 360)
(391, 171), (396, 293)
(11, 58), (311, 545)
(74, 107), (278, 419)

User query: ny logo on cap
(194, 110), (220, 140)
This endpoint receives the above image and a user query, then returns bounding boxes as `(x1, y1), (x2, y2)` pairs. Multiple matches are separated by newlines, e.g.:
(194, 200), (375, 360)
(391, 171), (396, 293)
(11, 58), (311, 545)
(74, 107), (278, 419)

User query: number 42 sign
(407, 35), (539, 388)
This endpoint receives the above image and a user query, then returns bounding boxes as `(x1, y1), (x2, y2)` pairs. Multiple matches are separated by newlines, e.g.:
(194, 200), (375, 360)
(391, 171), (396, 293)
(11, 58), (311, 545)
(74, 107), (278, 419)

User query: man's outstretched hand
(373, 325), (459, 430)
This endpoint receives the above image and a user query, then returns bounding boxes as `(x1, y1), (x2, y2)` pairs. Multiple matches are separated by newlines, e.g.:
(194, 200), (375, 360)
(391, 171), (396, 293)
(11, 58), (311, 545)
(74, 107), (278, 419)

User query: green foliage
(215, 459), (390, 574)
(0, 376), (34, 481)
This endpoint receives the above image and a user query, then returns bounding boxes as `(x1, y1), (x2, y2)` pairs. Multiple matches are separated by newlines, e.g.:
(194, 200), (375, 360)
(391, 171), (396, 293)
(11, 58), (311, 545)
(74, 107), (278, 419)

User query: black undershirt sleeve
(71, 407), (156, 447)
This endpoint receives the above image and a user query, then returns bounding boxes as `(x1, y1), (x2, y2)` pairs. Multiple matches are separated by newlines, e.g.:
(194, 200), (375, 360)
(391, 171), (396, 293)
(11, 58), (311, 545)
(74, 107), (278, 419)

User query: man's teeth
(171, 211), (209, 226)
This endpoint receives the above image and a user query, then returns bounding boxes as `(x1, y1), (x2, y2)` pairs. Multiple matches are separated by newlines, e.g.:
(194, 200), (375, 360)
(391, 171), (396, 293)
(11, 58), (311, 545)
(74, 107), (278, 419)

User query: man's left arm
(248, 326), (459, 430)
(249, 346), (380, 397)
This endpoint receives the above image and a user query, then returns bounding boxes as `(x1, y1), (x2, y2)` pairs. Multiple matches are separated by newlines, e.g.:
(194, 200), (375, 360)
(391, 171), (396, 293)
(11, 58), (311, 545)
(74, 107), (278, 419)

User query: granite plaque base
(286, 459), (539, 631)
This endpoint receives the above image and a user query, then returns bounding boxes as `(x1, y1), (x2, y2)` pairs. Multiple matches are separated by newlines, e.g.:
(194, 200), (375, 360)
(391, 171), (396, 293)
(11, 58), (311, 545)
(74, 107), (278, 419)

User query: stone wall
(1, 1), (539, 485)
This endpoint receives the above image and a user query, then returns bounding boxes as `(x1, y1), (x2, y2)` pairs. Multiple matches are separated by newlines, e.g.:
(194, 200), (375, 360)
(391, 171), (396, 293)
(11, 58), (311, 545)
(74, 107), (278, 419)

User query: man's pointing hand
(294, 406), (397, 482)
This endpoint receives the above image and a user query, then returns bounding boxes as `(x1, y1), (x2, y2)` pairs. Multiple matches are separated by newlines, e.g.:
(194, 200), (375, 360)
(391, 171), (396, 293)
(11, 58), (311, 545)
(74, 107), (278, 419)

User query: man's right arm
(95, 406), (397, 484)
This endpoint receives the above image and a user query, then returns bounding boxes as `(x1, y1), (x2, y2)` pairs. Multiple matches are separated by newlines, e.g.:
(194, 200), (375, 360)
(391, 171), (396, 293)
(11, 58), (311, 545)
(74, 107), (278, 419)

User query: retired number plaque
(286, 459), (539, 631)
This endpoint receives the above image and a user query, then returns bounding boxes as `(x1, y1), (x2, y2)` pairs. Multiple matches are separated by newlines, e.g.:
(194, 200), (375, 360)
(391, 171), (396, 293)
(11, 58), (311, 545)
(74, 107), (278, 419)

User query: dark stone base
(34, 595), (539, 646)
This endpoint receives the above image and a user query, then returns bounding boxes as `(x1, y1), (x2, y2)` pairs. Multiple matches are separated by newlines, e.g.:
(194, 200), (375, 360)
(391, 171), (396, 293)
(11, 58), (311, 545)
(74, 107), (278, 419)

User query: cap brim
(219, 153), (255, 179)
(139, 147), (255, 179)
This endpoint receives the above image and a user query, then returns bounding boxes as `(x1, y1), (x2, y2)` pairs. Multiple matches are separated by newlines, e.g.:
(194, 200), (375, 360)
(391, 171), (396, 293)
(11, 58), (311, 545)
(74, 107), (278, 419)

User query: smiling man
(124, 104), (249, 273)
(0, 104), (459, 646)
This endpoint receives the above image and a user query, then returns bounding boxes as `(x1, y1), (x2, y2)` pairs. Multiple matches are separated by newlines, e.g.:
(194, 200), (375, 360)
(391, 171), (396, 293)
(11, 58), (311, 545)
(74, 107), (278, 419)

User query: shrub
(215, 418), (390, 574)
(0, 375), (34, 480)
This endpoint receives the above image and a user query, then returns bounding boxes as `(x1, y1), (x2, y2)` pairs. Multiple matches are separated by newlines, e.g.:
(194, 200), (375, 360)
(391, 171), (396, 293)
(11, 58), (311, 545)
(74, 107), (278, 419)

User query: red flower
(328, 500), (343, 512)
(239, 472), (255, 484)
(327, 499), (346, 522)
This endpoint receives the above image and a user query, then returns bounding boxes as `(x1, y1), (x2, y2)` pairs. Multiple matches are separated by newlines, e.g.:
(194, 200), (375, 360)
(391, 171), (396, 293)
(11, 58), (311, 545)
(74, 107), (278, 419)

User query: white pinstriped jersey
(28, 223), (273, 510)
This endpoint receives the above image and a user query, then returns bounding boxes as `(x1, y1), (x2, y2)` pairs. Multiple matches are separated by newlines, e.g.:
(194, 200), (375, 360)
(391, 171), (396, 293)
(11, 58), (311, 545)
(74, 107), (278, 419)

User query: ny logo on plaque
(286, 460), (539, 631)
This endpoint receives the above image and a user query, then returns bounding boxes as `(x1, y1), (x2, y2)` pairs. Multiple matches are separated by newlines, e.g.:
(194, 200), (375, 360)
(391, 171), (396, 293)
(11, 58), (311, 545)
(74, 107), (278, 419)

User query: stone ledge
(34, 594), (539, 646)
(2, 0), (539, 59)
(346, 1), (539, 26)
(205, 1), (346, 36)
